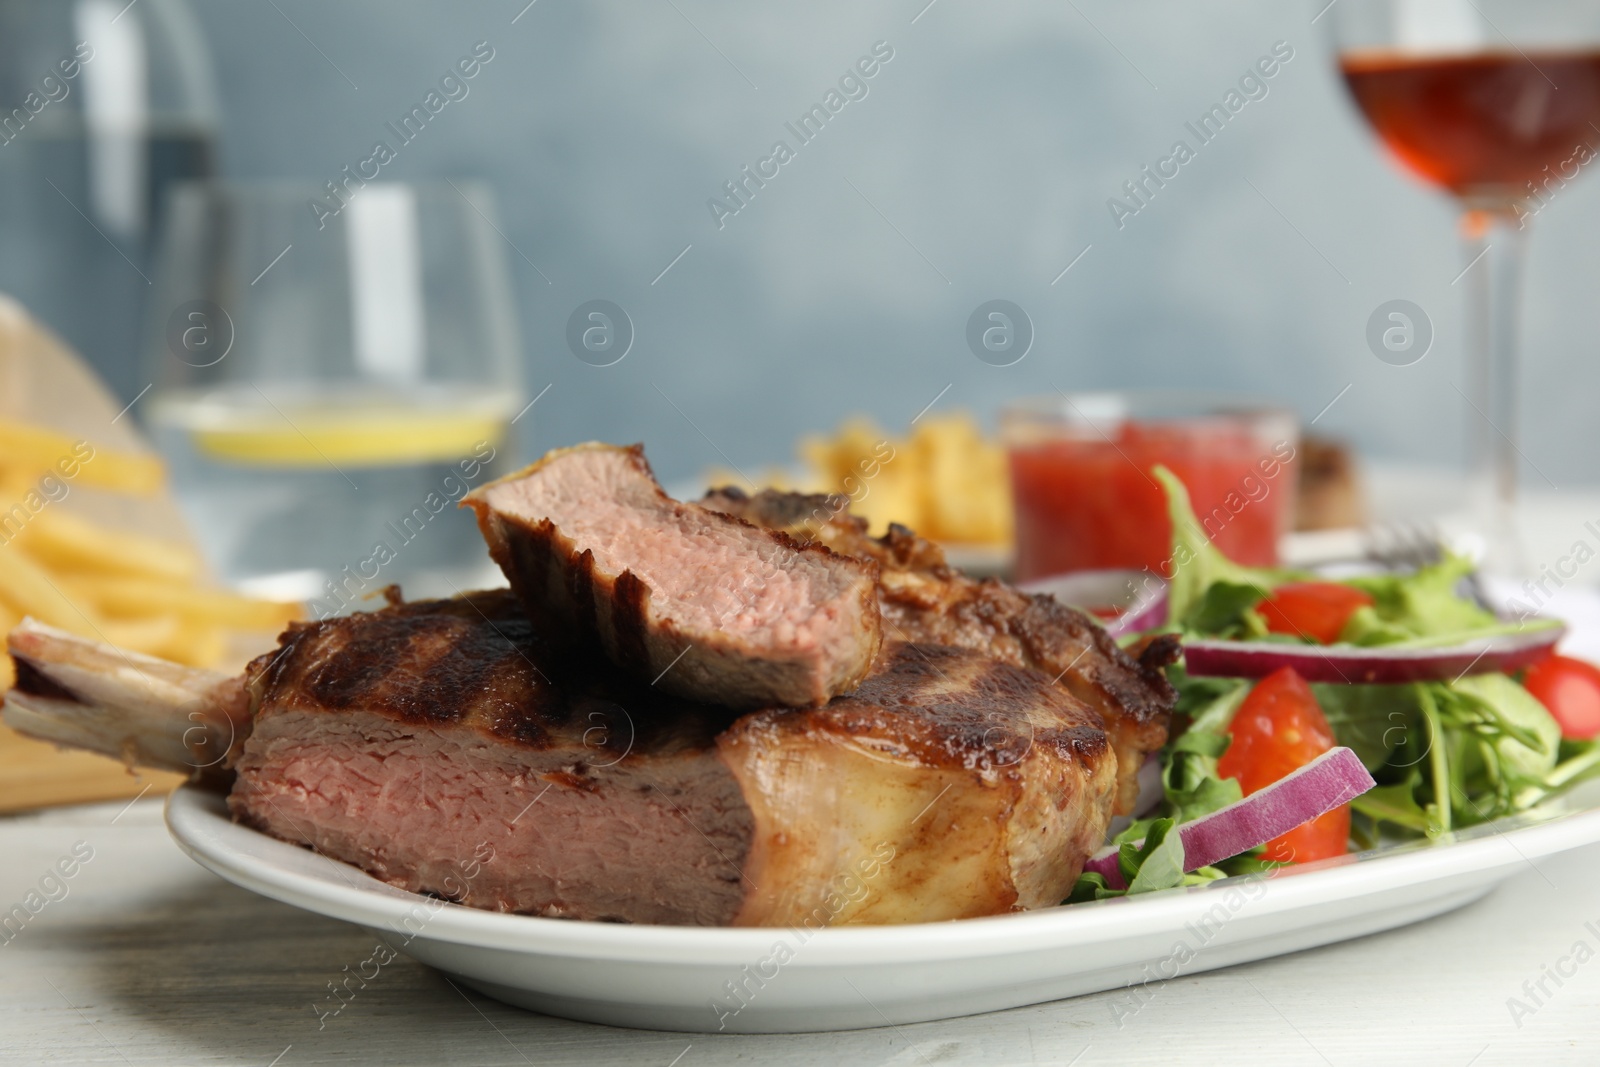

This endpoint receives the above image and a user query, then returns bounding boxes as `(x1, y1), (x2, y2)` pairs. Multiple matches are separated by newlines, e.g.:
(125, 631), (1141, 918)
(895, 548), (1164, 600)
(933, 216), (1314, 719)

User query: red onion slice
(1183, 625), (1563, 683)
(1019, 569), (1168, 638)
(1084, 746), (1375, 891)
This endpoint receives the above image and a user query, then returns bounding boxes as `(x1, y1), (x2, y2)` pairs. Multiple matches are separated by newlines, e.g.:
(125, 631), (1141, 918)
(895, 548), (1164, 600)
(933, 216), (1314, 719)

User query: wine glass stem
(1460, 205), (1528, 574)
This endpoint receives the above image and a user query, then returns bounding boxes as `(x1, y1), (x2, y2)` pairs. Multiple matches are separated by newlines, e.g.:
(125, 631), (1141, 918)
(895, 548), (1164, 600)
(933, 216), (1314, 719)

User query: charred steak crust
(463, 443), (883, 710)
(701, 486), (1177, 814)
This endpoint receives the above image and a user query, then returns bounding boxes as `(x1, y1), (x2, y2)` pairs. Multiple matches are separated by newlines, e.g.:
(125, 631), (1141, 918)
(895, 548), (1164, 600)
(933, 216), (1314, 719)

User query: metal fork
(1363, 520), (1494, 611)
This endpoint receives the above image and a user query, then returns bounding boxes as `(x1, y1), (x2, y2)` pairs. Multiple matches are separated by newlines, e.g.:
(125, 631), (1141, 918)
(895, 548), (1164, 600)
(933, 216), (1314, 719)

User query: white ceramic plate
(166, 782), (1600, 1034)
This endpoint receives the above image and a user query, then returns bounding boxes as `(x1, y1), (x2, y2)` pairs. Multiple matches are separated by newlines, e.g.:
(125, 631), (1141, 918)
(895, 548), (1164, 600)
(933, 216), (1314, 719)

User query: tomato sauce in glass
(1008, 419), (1295, 580)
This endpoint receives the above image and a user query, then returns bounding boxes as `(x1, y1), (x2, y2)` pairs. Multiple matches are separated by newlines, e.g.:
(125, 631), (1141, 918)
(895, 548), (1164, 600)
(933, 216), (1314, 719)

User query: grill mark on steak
(254, 598), (552, 741)
(463, 443), (883, 710)
(701, 486), (1177, 814)
(246, 590), (738, 755)
(792, 644), (1109, 771)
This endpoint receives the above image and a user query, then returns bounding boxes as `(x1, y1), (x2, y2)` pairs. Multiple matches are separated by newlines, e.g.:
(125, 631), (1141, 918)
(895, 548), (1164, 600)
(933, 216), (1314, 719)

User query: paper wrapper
(0, 297), (193, 811)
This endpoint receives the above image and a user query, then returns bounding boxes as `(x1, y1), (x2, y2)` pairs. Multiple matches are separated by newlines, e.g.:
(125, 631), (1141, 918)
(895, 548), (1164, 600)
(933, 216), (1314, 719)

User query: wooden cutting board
(0, 720), (185, 814)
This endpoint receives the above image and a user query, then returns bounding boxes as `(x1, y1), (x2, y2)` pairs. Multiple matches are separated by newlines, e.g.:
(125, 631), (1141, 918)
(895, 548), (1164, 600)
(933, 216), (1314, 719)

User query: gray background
(167, 1), (1600, 483)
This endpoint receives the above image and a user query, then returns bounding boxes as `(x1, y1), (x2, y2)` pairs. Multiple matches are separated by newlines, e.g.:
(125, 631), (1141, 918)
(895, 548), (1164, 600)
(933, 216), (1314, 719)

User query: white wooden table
(1, 794), (1597, 1066)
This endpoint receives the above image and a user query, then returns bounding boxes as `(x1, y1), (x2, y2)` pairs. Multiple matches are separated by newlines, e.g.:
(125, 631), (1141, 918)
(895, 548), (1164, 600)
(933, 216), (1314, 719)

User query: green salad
(1070, 468), (1600, 900)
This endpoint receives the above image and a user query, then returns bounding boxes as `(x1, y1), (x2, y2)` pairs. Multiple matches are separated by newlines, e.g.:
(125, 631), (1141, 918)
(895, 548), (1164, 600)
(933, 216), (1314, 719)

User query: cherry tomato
(1216, 666), (1350, 864)
(1256, 581), (1376, 644)
(1523, 654), (1600, 741)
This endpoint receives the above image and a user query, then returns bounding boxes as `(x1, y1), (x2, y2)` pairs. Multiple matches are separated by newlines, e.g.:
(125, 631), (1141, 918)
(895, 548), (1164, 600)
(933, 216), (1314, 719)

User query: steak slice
(701, 487), (1178, 814)
(8, 590), (1117, 925)
(463, 443), (882, 709)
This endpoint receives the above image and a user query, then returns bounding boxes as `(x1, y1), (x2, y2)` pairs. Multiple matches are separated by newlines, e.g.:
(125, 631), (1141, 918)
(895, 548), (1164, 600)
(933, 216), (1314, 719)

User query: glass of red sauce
(1002, 393), (1299, 582)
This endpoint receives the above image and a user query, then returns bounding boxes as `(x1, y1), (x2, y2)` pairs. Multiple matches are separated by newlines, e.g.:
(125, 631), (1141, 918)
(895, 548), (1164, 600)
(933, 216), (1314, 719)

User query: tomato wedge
(1216, 666), (1350, 864)
(1256, 581), (1376, 645)
(1523, 654), (1600, 741)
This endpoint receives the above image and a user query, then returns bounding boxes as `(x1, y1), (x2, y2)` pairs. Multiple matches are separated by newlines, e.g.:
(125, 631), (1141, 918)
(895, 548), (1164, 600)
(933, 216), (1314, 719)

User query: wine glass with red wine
(1328, 1), (1600, 571)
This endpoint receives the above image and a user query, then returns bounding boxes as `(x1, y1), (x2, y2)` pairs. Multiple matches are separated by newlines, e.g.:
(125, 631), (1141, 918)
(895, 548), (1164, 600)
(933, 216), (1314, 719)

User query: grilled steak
(464, 444), (882, 709)
(701, 487), (1179, 814)
(722, 643), (1114, 923)
(5, 591), (1115, 926)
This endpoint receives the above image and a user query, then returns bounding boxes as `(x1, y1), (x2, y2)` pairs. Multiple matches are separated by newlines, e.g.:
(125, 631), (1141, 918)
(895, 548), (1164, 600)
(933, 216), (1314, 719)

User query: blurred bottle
(0, 0), (218, 402)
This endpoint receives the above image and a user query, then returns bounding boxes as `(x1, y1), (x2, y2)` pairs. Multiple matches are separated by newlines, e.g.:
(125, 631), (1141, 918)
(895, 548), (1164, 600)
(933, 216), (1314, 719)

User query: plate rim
(164, 781), (1600, 966)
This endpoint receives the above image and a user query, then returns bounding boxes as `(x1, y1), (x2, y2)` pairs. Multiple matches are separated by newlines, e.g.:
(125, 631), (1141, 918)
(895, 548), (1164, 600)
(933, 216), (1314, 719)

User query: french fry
(17, 509), (201, 582)
(0, 416), (164, 495)
(915, 414), (1014, 544)
(99, 614), (184, 657)
(157, 621), (227, 669)
(786, 411), (1013, 545)
(66, 576), (299, 632)
(0, 545), (109, 637)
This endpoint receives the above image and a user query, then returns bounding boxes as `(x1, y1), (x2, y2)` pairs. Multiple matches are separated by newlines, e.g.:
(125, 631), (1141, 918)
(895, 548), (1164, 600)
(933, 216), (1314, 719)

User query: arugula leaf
(1310, 682), (1420, 771)
(1064, 871), (1120, 904)
(1445, 673), (1560, 820)
(1125, 819), (1187, 894)
(1153, 466), (1279, 632)
(1349, 776), (1431, 834)
(1345, 554), (1497, 639)
(1340, 553), (1560, 651)
(1187, 581), (1272, 639)
(1324, 675), (1565, 838)
(1169, 665), (1241, 720)
(1336, 605), (1413, 646)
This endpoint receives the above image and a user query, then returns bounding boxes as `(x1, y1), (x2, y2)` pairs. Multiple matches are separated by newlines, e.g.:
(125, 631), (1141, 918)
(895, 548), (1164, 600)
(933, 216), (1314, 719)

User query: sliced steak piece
(7, 590), (1116, 925)
(701, 487), (1178, 814)
(464, 443), (882, 709)
(721, 642), (1114, 924)
(230, 590), (753, 926)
